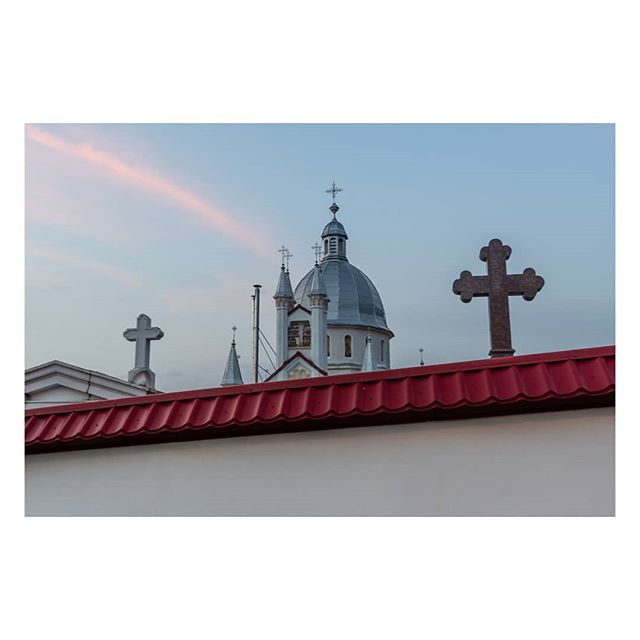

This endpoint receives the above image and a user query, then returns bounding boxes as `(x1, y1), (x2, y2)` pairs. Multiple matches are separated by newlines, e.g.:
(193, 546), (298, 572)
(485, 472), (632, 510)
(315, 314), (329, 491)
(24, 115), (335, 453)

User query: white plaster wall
(327, 326), (390, 372)
(25, 407), (614, 516)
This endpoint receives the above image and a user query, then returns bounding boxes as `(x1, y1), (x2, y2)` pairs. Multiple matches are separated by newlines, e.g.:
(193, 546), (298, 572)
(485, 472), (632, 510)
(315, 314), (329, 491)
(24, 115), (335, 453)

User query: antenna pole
(252, 284), (262, 383)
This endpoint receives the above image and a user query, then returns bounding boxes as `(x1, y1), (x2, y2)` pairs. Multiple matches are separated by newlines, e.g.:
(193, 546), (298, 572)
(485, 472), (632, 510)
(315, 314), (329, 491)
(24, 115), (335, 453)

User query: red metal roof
(25, 346), (615, 454)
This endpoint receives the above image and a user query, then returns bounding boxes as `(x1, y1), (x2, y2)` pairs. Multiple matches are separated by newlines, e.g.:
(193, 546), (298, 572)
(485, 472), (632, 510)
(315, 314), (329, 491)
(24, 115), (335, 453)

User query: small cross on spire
(325, 181), (343, 203)
(277, 245), (293, 271)
(311, 242), (322, 264)
(284, 248), (293, 271)
(278, 245), (287, 268)
(232, 325), (237, 344)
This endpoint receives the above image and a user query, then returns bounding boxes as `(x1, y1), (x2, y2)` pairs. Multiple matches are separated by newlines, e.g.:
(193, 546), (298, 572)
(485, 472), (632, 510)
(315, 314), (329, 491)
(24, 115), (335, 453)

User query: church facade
(267, 193), (393, 382)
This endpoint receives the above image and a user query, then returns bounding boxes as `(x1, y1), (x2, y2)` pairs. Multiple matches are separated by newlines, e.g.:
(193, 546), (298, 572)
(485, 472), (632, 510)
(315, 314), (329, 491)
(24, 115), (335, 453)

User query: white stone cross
(123, 313), (164, 387)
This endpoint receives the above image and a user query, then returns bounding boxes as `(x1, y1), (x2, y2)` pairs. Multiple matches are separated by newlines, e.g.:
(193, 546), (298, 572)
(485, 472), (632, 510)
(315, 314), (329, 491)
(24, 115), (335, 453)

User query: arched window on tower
(327, 335), (331, 357)
(344, 335), (352, 358)
(301, 322), (311, 347)
(324, 239), (329, 255)
(381, 340), (385, 363)
(338, 238), (344, 255)
(329, 238), (337, 254)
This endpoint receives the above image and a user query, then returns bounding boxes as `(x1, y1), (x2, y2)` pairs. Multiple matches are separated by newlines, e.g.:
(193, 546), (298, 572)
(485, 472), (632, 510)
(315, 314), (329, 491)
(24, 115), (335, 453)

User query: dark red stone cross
(452, 238), (545, 358)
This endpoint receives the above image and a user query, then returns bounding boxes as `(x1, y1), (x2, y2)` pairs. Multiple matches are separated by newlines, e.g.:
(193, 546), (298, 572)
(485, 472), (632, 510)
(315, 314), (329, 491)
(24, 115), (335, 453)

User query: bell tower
(322, 182), (348, 260)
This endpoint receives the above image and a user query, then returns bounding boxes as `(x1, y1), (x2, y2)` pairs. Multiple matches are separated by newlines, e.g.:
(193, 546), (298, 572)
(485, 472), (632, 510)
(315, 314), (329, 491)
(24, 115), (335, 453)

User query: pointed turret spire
(275, 246), (295, 299)
(221, 328), (244, 386)
(309, 263), (327, 297)
(362, 335), (376, 372)
(274, 265), (294, 299)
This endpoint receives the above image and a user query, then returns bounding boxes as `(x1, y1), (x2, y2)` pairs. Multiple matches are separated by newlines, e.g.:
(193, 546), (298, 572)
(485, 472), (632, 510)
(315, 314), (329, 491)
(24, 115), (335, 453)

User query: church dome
(322, 218), (348, 238)
(294, 260), (392, 334)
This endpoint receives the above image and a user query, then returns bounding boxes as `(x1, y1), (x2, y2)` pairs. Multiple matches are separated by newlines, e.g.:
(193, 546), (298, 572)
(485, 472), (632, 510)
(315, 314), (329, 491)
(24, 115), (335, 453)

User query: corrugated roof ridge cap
(102, 404), (135, 436)
(575, 355), (615, 393)
(27, 414), (59, 444)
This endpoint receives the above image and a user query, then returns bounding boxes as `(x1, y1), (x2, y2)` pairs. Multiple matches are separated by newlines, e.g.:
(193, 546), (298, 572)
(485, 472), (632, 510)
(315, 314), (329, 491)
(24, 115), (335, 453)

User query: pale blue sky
(26, 124), (614, 390)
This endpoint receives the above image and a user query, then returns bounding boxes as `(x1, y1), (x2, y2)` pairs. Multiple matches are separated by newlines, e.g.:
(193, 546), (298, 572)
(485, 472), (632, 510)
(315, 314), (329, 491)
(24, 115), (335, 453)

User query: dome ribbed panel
(294, 261), (390, 331)
(322, 219), (348, 238)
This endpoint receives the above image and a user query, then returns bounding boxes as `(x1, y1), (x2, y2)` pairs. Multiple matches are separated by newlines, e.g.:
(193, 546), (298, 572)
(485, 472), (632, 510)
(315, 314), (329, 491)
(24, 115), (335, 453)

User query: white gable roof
(265, 351), (327, 382)
(25, 360), (155, 408)
(287, 305), (311, 322)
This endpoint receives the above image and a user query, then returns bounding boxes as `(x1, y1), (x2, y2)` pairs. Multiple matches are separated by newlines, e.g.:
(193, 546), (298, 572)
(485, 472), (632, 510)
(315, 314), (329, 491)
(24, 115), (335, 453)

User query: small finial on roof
(221, 334), (243, 387)
(362, 335), (376, 372)
(419, 348), (425, 366)
(232, 325), (237, 344)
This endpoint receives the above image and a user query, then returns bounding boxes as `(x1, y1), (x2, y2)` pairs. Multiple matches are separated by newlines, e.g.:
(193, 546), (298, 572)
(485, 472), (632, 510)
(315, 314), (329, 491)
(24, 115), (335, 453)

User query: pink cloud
(26, 263), (69, 289)
(27, 246), (142, 288)
(26, 126), (271, 257)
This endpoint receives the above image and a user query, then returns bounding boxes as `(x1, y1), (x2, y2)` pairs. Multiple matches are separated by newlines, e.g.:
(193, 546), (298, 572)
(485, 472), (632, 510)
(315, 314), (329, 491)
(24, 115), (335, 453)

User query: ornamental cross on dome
(452, 238), (544, 358)
(325, 181), (343, 217)
(325, 181), (343, 202)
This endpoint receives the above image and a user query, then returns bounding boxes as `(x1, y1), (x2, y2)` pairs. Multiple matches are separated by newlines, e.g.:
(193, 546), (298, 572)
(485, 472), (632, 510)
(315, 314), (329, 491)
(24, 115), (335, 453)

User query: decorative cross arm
(452, 271), (489, 301)
(505, 268), (545, 301)
(123, 326), (164, 341)
(480, 241), (511, 263)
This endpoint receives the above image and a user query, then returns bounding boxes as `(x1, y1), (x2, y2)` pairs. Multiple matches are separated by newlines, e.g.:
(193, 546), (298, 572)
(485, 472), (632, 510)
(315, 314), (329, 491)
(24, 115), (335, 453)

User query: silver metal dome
(294, 260), (392, 333)
(322, 218), (348, 238)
